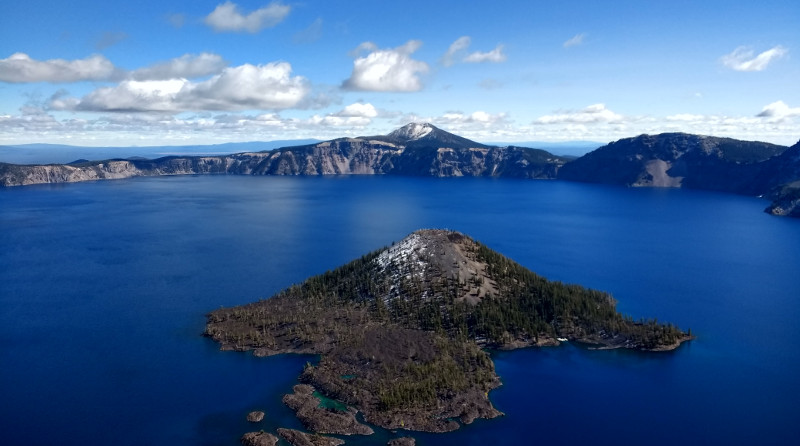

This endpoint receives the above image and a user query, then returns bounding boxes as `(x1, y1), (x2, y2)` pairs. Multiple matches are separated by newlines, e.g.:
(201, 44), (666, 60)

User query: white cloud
(336, 103), (378, 118)
(73, 79), (187, 112)
(665, 113), (707, 122)
(441, 36), (471, 66)
(0, 52), (228, 84)
(463, 44), (507, 64)
(563, 33), (586, 48)
(58, 62), (309, 112)
(309, 115), (372, 127)
(441, 37), (507, 65)
(721, 45), (787, 72)
(437, 110), (508, 126)
(4, 105), (800, 147)
(131, 53), (227, 80)
(186, 63), (308, 110)
(535, 104), (624, 124)
(204, 1), (291, 33)
(342, 40), (429, 92)
(0, 53), (117, 83)
(756, 100), (800, 122)
(348, 42), (378, 58)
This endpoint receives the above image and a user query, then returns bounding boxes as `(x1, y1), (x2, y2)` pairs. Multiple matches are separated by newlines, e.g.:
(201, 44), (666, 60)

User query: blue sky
(1, 0), (798, 146)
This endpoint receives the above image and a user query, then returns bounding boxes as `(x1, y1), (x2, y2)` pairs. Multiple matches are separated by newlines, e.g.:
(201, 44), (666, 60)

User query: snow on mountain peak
(389, 123), (434, 141)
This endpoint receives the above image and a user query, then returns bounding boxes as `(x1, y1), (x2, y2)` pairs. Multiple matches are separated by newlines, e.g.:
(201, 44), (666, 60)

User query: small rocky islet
(208, 229), (693, 443)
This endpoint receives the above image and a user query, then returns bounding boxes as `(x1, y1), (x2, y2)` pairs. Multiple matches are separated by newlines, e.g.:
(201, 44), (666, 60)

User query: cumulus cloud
(131, 53), (227, 80)
(186, 63), (308, 110)
(463, 45), (506, 63)
(70, 79), (187, 112)
(535, 104), (623, 124)
(721, 45), (787, 72)
(436, 110), (508, 126)
(342, 40), (429, 92)
(0, 53), (117, 83)
(5, 105), (800, 147)
(204, 1), (290, 33)
(57, 62), (309, 112)
(308, 115), (372, 127)
(441, 36), (471, 66)
(563, 33), (586, 48)
(756, 100), (800, 121)
(0, 52), (229, 84)
(336, 102), (378, 118)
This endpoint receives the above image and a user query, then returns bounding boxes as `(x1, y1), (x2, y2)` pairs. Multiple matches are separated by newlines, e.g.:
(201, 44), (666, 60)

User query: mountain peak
(387, 122), (435, 141)
(380, 122), (487, 149)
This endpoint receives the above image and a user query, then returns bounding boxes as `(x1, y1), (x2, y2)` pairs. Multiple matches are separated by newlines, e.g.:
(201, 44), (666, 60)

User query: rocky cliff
(0, 123), (567, 186)
(557, 133), (788, 192)
(556, 133), (800, 217)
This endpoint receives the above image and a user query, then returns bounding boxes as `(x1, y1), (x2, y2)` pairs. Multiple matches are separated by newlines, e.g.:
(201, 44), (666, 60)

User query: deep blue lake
(1, 175), (798, 445)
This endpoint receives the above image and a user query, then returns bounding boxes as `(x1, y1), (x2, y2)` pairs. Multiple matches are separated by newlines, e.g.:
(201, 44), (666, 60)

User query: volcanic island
(205, 229), (692, 445)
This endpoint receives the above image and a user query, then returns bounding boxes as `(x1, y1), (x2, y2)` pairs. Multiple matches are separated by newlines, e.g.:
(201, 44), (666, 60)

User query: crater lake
(1, 175), (798, 445)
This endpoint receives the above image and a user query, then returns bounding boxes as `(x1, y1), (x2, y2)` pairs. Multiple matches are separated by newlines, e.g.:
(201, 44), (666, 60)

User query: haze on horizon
(0, 0), (798, 147)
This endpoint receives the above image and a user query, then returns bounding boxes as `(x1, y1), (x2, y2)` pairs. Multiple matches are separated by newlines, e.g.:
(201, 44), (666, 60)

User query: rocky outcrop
(240, 431), (278, 446)
(282, 384), (373, 436)
(276, 428), (344, 446)
(387, 437), (416, 446)
(246, 411), (265, 422)
(765, 182), (800, 217)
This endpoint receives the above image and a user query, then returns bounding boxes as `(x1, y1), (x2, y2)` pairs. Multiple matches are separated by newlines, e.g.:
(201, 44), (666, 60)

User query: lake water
(1, 175), (798, 445)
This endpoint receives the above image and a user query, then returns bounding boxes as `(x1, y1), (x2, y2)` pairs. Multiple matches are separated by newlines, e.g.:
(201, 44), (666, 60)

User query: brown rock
(247, 411), (265, 422)
(240, 431), (278, 446)
(276, 428), (344, 446)
(387, 437), (416, 446)
(283, 384), (373, 435)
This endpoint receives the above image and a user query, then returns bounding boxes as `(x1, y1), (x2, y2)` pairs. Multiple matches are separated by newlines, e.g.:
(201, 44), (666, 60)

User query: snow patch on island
(375, 233), (432, 300)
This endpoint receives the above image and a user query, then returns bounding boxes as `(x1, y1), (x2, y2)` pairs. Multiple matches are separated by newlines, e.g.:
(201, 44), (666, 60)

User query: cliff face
(765, 182), (800, 217)
(0, 124), (567, 186)
(557, 133), (788, 193)
(556, 133), (800, 217)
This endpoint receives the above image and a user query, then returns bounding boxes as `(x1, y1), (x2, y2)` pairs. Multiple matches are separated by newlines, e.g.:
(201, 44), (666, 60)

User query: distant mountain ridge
(558, 133), (787, 190)
(0, 140), (323, 165)
(1, 125), (798, 217)
(0, 123), (568, 185)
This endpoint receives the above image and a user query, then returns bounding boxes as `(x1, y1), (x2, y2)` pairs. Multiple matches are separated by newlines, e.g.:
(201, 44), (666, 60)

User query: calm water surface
(1, 175), (798, 445)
